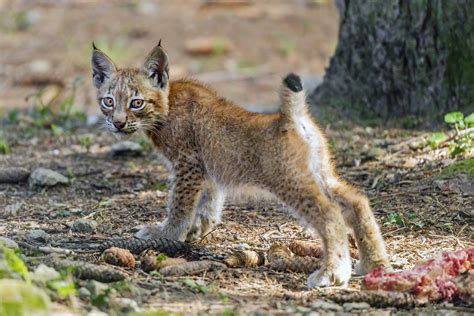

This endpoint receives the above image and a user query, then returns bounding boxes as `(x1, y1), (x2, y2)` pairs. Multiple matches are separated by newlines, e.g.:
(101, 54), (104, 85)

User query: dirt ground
(0, 1), (473, 315)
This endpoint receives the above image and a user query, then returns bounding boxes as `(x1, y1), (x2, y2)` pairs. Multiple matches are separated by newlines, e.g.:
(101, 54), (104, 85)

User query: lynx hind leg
(186, 185), (225, 242)
(330, 180), (390, 274)
(270, 178), (352, 288)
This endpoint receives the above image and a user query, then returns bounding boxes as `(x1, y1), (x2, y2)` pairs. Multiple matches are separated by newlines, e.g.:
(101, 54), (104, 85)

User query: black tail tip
(283, 73), (303, 92)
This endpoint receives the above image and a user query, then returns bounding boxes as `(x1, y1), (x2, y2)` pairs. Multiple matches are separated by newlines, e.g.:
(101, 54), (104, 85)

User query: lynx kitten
(91, 42), (390, 288)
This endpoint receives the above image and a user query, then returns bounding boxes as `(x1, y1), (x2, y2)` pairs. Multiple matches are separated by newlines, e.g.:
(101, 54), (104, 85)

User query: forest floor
(1, 113), (473, 315)
(1, 1), (473, 315)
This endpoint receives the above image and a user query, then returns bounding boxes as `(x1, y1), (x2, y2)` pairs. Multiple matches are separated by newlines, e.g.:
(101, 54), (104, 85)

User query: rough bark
(309, 0), (474, 125)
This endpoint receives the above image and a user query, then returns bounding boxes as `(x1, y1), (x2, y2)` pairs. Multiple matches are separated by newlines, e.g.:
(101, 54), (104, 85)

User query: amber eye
(130, 99), (144, 110)
(101, 97), (114, 109)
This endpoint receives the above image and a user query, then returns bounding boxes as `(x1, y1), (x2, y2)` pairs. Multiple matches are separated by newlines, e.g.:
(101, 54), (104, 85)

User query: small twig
(18, 241), (74, 255)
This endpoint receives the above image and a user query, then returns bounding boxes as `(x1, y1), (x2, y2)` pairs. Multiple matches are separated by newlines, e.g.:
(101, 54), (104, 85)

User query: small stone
(78, 287), (91, 300)
(4, 203), (22, 216)
(294, 306), (311, 313)
(366, 147), (385, 160)
(310, 300), (343, 312)
(0, 167), (30, 184)
(408, 139), (425, 150)
(27, 229), (50, 242)
(110, 141), (143, 157)
(110, 297), (140, 314)
(29, 168), (69, 188)
(30, 264), (60, 284)
(343, 302), (371, 312)
(72, 219), (98, 233)
(236, 243), (250, 250)
(0, 237), (19, 249)
(28, 59), (51, 73)
(85, 280), (109, 297)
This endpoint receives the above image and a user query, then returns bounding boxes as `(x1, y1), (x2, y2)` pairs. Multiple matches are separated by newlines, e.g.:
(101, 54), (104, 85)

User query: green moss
(441, 158), (474, 178)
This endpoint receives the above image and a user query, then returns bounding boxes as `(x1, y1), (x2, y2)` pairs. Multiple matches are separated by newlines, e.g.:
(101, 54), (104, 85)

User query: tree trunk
(309, 0), (474, 126)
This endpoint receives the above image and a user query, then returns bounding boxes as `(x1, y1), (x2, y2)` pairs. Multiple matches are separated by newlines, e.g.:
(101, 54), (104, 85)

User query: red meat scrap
(363, 248), (474, 303)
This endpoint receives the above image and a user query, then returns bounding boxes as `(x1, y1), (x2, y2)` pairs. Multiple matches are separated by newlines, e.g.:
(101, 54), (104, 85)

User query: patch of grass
(383, 212), (425, 229)
(428, 111), (473, 157)
(183, 279), (209, 294)
(441, 158), (474, 178)
(0, 134), (10, 155)
(0, 246), (30, 282)
(152, 182), (167, 191)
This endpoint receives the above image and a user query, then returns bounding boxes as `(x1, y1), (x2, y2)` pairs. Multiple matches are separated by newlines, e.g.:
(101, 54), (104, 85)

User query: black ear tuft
(91, 49), (117, 89)
(283, 73), (303, 93)
(143, 44), (169, 89)
(158, 39), (162, 47)
(92, 41), (97, 50)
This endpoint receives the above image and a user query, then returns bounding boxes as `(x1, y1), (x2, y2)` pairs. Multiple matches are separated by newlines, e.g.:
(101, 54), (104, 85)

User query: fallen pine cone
(289, 240), (324, 258)
(269, 256), (322, 273)
(224, 250), (265, 267)
(100, 237), (191, 256)
(267, 244), (293, 262)
(140, 250), (187, 273)
(101, 247), (136, 268)
(159, 260), (227, 277)
(289, 240), (358, 259)
(47, 258), (127, 282)
(318, 288), (422, 308)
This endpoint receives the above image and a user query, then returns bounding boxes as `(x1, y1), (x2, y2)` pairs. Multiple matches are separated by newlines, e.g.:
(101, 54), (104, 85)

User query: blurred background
(0, 0), (338, 116)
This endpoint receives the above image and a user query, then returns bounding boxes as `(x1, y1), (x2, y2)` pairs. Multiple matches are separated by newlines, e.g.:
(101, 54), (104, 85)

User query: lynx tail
(280, 73), (307, 117)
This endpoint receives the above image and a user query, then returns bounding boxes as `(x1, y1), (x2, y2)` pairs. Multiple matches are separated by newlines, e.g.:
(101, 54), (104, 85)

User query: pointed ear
(91, 44), (117, 89)
(142, 42), (169, 89)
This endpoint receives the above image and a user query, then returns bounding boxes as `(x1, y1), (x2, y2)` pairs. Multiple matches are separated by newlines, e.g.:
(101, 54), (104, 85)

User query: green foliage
(441, 157), (474, 178)
(400, 115), (423, 129)
(428, 111), (473, 157)
(156, 253), (167, 263)
(1, 247), (30, 283)
(444, 112), (464, 124)
(0, 133), (10, 155)
(221, 309), (236, 316)
(384, 212), (424, 229)
(427, 132), (446, 149)
(2, 76), (86, 138)
(49, 279), (76, 299)
(152, 182), (167, 191)
(183, 279), (209, 294)
(444, 111), (473, 158)
(0, 279), (51, 316)
(79, 135), (92, 150)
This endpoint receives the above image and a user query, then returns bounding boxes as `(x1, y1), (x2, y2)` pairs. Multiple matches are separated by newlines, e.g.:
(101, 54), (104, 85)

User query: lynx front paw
(135, 224), (163, 240)
(307, 261), (351, 288)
